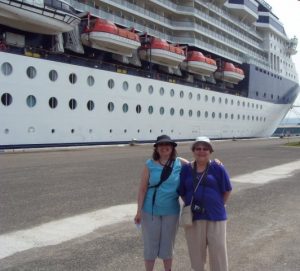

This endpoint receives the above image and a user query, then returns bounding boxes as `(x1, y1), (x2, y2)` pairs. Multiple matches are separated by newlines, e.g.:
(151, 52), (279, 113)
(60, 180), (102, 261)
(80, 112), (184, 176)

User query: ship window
(71, 129), (75, 134)
(237, 101), (240, 106)
(260, 117), (263, 121)
(238, 114), (240, 120)
(49, 97), (58, 109)
(231, 114), (234, 120)
(256, 91), (258, 96)
(1, 93), (13, 106)
(256, 104), (259, 109)
(160, 87), (165, 96)
(48, 70), (58, 82)
(69, 99), (77, 110)
(197, 94), (201, 101)
(264, 117), (266, 122)
(28, 126), (35, 133)
(123, 81), (129, 91)
(89, 129), (93, 134)
(225, 113), (228, 119)
(69, 73), (77, 84)
(242, 101), (245, 107)
(87, 100), (95, 111)
(247, 102), (250, 107)
(252, 116), (254, 121)
(231, 100), (234, 105)
(108, 102), (114, 112)
(212, 96), (215, 103)
(148, 85), (154, 94)
(260, 105), (263, 109)
(189, 92), (193, 100)
(27, 66), (37, 79)
(149, 129), (152, 133)
(87, 76), (95, 86)
(197, 111), (201, 117)
(4, 128), (9, 134)
(170, 89), (175, 97)
(26, 95), (36, 108)
(170, 108), (175, 116)
(137, 129), (140, 133)
(122, 103), (129, 113)
(1, 62), (13, 76)
(179, 109), (184, 116)
(212, 112), (215, 119)
(263, 93), (266, 98)
(109, 129), (113, 133)
(225, 98), (228, 104)
(136, 83), (142, 93)
(124, 129), (127, 133)
(219, 97), (222, 104)
(243, 115), (245, 120)
(247, 115), (250, 120)
(148, 106), (153, 114)
(51, 129), (55, 134)
(136, 105), (142, 114)
(189, 110), (193, 117)
(205, 95), (208, 102)
(160, 107), (165, 115)
(108, 79), (114, 89)
(256, 116), (259, 121)
(205, 111), (208, 118)
(180, 91), (184, 98)
(271, 94), (274, 99)
(219, 113), (222, 119)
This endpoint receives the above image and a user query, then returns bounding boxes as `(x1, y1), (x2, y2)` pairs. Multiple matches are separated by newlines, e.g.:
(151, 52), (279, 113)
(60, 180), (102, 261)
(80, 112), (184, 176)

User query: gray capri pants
(141, 211), (179, 260)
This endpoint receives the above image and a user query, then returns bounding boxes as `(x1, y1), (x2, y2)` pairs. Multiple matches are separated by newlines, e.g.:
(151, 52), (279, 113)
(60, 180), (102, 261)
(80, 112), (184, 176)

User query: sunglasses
(194, 147), (209, 152)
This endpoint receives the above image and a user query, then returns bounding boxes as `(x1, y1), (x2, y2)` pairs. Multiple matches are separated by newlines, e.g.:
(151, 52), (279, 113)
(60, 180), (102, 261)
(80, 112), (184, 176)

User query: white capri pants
(141, 211), (179, 260)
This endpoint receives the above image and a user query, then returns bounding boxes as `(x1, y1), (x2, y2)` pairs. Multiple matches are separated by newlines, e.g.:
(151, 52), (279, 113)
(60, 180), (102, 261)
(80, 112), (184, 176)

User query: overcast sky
(267, 0), (300, 118)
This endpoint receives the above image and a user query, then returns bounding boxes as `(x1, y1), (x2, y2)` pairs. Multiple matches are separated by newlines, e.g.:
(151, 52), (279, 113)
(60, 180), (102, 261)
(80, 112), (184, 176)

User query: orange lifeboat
(81, 18), (141, 57)
(139, 37), (186, 67)
(182, 51), (217, 76)
(215, 62), (245, 84)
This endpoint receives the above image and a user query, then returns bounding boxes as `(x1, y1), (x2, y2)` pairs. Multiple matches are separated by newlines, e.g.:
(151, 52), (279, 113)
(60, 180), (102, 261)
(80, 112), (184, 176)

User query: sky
(267, 0), (300, 119)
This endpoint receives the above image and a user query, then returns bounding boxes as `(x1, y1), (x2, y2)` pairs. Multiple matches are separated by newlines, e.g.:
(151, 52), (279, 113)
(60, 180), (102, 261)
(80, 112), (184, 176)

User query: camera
(192, 203), (205, 214)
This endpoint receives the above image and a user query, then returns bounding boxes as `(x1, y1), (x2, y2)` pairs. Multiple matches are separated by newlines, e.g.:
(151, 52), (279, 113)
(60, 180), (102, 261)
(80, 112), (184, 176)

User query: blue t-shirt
(179, 161), (232, 221)
(143, 158), (182, 216)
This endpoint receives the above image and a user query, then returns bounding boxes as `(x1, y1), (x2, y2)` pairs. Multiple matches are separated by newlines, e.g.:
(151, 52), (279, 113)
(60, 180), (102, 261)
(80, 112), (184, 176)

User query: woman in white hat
(179, 136), (232, 271)
(134, 135), (188, 271)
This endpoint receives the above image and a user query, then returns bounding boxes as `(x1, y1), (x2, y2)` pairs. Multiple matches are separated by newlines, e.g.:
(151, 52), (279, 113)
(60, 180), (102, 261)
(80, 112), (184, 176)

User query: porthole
(149, 129), (152, 133)
(87, 100), (94, 111)
(49, 97), (58, 109)
(212, 112), (215, 118)
(238, 114), (240, 120)
(179, 109), (184, 116)
(108, 79), (114, 89)
(124, 129), (127, 133)
(89, 129), (93, 134)
(159, 107), (165, 115)
(136, 105), (142, 114)
(247, 102), (250, 107)
(1, 62), (13, 76)
(51, 129), (55, 134)
(219, 112), (222, 119)
(231, 99), (234, 105)
(49, 70), (58, 81)
(4, 128), (9, 134)
(109, 129), (113, 133)
(123, 81), (129, 91)
(205, 111), (208, 118)
(170, 108), (175, 116)
(188, 92), (193, 100)
(159, 87), (165, 96)
(26, 66), (37, 79)
(256, 104), (259, 109)
(69, 73), (77, 84)
(242, 101), (245, 107)
(71, 129), (75, 134)
(231, 114), (234, 120)
(264, 117), (266, 122)
(247, 115), (250, 120)
(136, 83), (142, 93)
(1, 93), (13, 106)
(212, 96), (215, 103)
(69, 99), (77, 110)
(180, 91), (184, 98)
(252, 103), (254, 108)
(252, 116), (254, 121)
(170, 89), (175, 97)
(260, 105), (263, 109)
(197, 111), (201, 117)
(243, 115), (245, 120)
(107, 102), (114, 112)
(197, 94), (201, 100)
(237, 101), (240, 106)
(137, 129), (140, 133)
(225, 98), (228, 104)
(28, 126), (35, 133)
(205, 95), (208, 102)
(26, 95), (36, 108)
(189, 110), (193, 117)
(87, 76), (95, 86)
(256, 116), (259, 121)
(122, 103), (129, 113)
(148, 85), (154, 94)
(148, 106), (153, 114)
(218, 97), (222, 104)
(225, 113), (228, 119)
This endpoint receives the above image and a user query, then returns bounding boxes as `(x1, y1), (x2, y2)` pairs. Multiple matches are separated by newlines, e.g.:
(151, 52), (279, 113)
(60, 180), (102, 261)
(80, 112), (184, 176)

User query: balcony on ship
(224, 0), (258, 23)
(256, 14), (286, 38)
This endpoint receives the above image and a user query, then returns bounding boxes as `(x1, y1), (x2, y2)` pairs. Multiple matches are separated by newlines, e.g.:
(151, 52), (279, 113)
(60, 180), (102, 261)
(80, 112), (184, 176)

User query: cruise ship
(0, 0), (299, 148)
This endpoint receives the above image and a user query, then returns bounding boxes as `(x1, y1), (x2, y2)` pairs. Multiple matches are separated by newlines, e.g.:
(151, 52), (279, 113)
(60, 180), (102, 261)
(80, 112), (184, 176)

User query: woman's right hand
(134, 210), (142, 225)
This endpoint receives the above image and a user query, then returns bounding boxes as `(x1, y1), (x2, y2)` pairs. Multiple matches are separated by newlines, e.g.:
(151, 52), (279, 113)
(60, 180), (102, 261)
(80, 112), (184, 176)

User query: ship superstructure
(0, 0), (299, 148)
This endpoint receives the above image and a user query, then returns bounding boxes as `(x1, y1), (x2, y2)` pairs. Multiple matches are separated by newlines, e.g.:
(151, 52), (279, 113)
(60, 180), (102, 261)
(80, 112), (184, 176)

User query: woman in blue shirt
(134, 135), (188, 271)
(179, 137), (232, 271)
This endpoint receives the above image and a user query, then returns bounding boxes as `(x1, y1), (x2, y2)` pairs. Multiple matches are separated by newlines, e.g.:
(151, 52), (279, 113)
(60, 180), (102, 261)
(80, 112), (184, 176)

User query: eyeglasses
(194, 147), (209, 152)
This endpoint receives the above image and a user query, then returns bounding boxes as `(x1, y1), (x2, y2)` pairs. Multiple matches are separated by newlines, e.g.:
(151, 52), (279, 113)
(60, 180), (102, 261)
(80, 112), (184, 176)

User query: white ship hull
(0, 52), (291, 147)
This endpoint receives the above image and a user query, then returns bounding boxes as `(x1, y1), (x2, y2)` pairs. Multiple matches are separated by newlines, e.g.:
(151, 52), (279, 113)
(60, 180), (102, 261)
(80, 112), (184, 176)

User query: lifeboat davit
(215, 62), (245, 84)
(182, 51), (217, 76)
(139, 37), (185, 68)
(81, 18), (141, 57)
(0, 0), (80, 34)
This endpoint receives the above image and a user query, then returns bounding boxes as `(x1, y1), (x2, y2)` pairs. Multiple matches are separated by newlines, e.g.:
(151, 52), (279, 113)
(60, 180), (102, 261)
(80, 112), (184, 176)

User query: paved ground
(0, 137), (300, 270)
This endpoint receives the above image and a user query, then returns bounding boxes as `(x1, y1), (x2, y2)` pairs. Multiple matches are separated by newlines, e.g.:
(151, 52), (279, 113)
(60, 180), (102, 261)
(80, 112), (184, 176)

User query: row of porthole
(1, 62), (264, 110)
(0, 93), (266, 121)
(0, 92), (263, 112)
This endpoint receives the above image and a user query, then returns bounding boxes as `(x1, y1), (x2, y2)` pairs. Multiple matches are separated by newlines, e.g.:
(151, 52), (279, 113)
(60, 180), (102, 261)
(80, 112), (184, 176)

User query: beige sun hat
(191, 136), (214, 152)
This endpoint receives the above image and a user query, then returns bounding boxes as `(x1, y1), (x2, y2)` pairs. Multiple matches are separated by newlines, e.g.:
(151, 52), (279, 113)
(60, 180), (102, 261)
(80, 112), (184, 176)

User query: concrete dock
(0, 137), (300, 271)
